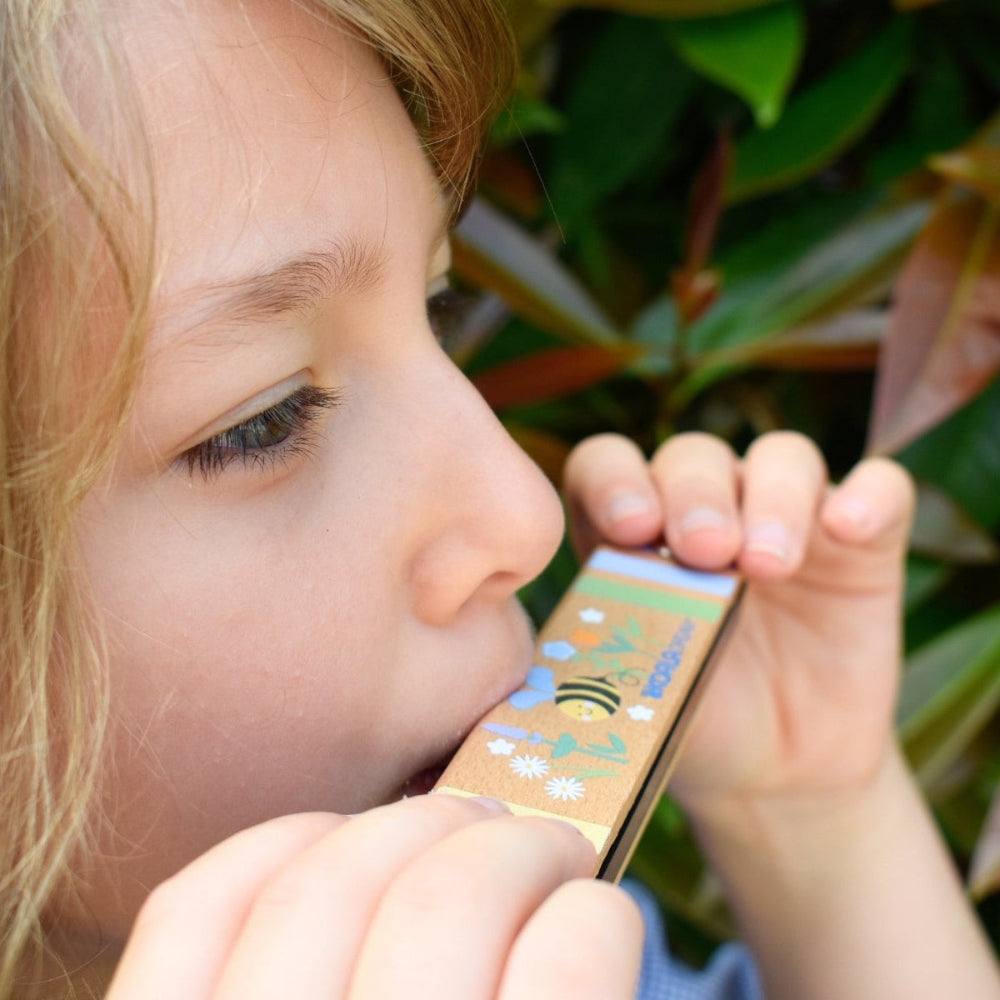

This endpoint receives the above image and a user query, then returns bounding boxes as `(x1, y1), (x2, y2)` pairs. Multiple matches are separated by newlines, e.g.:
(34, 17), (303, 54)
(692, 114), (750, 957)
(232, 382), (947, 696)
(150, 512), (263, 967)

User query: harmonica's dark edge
(597, 582), (746, 883)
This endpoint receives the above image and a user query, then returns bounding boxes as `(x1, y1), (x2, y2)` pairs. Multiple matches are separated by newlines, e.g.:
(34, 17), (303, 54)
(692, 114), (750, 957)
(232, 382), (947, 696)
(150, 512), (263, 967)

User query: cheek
(78, 486), (408, 826)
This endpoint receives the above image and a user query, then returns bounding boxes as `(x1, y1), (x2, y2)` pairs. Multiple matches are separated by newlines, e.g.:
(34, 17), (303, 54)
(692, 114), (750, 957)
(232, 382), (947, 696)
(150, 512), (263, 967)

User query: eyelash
(183, 288), (453, 482)
(182, 385), (341, 480)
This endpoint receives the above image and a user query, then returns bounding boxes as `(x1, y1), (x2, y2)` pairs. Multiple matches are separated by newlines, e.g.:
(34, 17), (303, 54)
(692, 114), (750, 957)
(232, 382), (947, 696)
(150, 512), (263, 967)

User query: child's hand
(107, 796), (641, 1000)
(563, 431), (915, 819)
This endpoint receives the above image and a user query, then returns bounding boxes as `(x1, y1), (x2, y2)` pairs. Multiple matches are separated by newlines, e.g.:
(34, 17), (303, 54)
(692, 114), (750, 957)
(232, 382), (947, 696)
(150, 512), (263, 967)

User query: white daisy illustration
(487, 738), (516, 756)
(579, 607), (605, 624)
(545, 775), (585, 802)
(627, 704), (655, 722)
(510, 754), (550, 779)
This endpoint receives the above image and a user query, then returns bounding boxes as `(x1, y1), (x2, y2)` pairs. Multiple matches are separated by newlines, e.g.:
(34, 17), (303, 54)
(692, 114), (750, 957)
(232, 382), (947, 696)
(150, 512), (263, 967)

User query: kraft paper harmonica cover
(433, 545), (743, 880)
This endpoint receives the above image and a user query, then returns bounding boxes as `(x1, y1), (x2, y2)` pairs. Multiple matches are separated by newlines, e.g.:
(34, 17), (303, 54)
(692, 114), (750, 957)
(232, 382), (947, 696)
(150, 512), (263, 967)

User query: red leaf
(684, 129), (732, 274)
(670, 268), (722, 327)
(969, 779), (1000, 900)
(672, 132), (731, 327)
(868, 191), (1000, 454)
(472, 345), (640, 410)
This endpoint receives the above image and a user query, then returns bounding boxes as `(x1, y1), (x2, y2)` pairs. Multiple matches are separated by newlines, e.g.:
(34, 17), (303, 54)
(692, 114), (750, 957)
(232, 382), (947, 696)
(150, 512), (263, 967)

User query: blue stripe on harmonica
(588, 548), (737, 598)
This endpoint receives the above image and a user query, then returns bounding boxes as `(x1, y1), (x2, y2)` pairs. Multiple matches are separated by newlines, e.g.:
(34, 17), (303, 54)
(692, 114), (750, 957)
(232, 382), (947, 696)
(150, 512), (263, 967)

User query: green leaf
(689, 199), (929, 353)
(726, 19), (912, 203)
(898, 603), (1000, 788)
(490, 92), (565, 146)
(451, 198), (623, 346)
(900, 373), (1000, 533)
(666, 1), (804, 128)
(547, 17), (694, 234)
(628, 796), (735, 944)
(695, 307), (884, 370)
(904, 555), (951, 613)
(909, 483), (1000, 564)
(667, 199), (927, 409)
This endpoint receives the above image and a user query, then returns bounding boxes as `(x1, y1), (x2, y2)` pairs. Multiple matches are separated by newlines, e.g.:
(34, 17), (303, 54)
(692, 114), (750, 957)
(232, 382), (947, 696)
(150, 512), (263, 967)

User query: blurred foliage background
(447, 0), (1000, 965)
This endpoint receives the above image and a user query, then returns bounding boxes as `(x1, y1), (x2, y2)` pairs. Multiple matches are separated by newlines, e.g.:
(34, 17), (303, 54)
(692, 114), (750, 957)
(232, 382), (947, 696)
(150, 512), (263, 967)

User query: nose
(398, 346), (565, 627)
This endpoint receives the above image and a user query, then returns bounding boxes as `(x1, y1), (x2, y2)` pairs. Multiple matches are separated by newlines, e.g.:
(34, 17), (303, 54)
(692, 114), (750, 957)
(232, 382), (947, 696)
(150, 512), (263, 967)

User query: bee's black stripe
(555, 679), (620, 713)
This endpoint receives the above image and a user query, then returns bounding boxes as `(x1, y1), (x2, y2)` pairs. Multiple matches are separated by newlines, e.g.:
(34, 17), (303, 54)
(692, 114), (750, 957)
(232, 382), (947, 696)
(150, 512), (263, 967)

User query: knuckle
(252, 860), (323, 916)
(132, 874), (191, 937)
(415, 791), (503, 827)
(386, 851), (489, 918)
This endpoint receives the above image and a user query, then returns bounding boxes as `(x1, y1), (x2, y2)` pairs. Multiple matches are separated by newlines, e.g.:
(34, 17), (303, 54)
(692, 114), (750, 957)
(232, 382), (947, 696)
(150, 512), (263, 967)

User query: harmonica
(433, 544), (743, 881)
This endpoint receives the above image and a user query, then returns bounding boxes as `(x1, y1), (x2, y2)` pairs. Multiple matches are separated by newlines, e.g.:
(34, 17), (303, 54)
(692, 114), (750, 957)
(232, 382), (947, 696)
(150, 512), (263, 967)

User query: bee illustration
(510, 667), (621, 722)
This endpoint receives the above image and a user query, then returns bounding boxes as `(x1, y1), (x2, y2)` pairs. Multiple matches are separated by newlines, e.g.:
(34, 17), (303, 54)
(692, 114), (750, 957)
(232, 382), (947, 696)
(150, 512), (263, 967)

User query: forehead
(117, 0), (440, 304)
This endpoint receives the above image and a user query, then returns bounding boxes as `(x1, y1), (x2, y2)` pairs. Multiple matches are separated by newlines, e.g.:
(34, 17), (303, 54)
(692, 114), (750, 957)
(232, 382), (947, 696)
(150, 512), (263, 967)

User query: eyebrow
(166, 234), (389, 337)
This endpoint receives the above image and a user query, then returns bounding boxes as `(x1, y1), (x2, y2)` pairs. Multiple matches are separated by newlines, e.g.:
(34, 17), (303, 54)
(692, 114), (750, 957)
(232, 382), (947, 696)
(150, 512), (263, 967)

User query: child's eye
(181, 384), (341, 480)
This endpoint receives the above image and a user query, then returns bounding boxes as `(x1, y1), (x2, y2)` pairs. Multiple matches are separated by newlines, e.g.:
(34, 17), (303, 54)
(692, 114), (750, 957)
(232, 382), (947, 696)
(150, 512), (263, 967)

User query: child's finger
(212, 795), (514, 1000)
(106, 813), (346, 1000)
(562, 434), (663, 553)
(346, 815), (597, 999)
(498, 879), (644, 1000)
(822, 456), (916, 549)
(650, 432), (742, 570)
(738, 432), (828, 578)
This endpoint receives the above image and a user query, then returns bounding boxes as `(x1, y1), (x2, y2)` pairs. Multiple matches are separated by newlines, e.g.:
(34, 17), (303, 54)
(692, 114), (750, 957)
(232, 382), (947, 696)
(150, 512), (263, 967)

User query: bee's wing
(508, 666), (556, 711)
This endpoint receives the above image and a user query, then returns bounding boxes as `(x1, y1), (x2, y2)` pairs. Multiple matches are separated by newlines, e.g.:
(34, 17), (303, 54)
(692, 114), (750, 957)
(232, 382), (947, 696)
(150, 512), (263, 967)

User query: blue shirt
(623, 881), (764, 1000)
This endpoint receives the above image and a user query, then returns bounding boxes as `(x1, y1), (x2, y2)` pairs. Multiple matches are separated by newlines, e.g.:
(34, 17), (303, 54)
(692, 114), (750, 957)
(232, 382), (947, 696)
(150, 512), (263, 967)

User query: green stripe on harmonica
(574, 575), (722, 622)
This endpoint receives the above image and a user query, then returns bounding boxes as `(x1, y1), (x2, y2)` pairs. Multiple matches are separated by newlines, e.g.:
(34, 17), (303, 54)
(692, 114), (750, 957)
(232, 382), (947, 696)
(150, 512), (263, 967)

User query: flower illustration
(542, 640), (577, 661)
(579, 607), (605, 624)
(482, 723), (545, 744)
(627, 704), (655, 722)
(487, 738), (516, 755)
(545, 775), (586, 802)
(510, 754), (550, 779)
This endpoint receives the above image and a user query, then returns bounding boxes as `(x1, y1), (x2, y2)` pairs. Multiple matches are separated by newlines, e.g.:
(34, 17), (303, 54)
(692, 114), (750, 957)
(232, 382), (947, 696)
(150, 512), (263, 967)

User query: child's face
(72, 0), (562, 936)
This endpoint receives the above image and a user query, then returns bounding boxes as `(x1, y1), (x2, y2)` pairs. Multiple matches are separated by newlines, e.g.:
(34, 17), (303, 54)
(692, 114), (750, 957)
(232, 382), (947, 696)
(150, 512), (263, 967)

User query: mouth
(399, 670), (530, 798)
(400, 756), (452, 797)
(400, 612), (536, 799)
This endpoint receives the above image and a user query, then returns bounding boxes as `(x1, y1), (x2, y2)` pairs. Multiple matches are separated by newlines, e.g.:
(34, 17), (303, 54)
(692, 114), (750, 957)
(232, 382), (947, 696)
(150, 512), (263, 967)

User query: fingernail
(746, 521), (791, 562)
(680, 506), (728, 535)
(544, 816), (588, 838)
(471, 796), (511, 814)
(606, 492), (654, 525)
(832, 495), (870, 530)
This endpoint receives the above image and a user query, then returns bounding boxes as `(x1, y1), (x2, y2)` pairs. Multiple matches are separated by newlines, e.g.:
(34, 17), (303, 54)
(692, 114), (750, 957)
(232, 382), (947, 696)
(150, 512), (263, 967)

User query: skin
(49, 0), (1000, 996)
(73, 0), (564, 938)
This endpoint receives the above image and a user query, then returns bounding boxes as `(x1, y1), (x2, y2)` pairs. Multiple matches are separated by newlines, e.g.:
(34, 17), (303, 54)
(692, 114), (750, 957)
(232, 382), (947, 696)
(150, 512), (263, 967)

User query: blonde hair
(0, 0), (514, 994)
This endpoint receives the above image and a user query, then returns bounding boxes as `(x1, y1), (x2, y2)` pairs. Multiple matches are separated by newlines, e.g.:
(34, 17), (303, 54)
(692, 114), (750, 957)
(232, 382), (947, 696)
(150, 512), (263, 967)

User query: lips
(400, 624), (534, 799)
